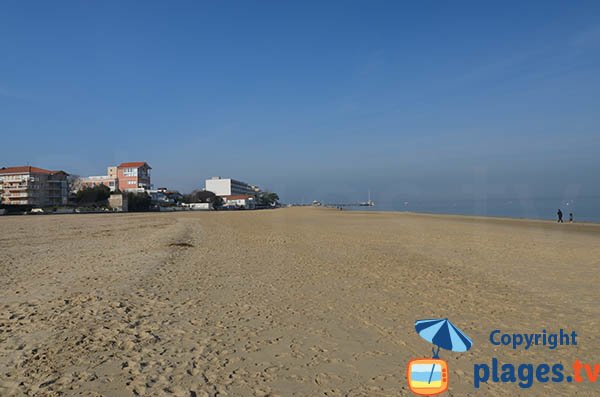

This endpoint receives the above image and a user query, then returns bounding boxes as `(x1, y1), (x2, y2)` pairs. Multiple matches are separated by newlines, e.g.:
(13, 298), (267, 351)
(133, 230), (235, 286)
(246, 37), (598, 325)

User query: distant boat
(359, 190), (375, 207)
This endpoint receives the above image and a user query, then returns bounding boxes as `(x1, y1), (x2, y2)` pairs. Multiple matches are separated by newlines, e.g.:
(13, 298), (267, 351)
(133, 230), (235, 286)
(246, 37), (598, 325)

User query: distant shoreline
(315, 206), (600, 228)
(3, 204), (599, 228)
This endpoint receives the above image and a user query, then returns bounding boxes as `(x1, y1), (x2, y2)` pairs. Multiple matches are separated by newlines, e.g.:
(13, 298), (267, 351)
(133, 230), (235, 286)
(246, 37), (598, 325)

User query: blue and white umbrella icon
(415, 318), (472, 357)
(415, 318), (472, 384)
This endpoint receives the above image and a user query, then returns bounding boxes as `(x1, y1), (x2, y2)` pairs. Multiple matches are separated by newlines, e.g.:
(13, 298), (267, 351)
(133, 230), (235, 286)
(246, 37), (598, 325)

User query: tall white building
(205, 177), (257, 197)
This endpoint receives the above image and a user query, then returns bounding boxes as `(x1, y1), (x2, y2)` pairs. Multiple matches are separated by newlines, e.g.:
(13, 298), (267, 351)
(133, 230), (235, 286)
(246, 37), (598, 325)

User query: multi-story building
(78, 168), (118, 192)
(117, 162), (152, 191)
(205, 176), (257, 197)
(76, 162), (152, 193)
(0, 166), (69, 206)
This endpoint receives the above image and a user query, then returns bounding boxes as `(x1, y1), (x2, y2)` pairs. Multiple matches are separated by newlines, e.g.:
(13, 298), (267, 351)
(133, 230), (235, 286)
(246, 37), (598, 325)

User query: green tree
(76, 185), (111, 206)
(126, 192), (152, 212)
(212, 195), (224, 209)
(258, 191), (280, 207)
(182, 190), (223, 209)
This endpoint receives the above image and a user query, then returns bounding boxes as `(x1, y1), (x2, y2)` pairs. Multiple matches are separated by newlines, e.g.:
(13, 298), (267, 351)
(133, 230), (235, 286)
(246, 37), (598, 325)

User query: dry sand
(1, 207), (600, 396)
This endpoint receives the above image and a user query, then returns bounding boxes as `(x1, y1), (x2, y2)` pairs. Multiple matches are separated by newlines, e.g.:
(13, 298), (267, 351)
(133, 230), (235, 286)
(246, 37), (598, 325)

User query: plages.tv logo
(407, 318), (472, 396)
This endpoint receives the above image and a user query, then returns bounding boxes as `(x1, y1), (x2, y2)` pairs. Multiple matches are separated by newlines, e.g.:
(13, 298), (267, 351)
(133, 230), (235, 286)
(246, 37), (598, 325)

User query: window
(128, 181), (136, 185)
(123, 168), (138, 177)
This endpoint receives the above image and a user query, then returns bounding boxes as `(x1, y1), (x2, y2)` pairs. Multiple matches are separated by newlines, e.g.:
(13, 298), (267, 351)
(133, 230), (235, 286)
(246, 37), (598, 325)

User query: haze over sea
(347, 196), (600, 223)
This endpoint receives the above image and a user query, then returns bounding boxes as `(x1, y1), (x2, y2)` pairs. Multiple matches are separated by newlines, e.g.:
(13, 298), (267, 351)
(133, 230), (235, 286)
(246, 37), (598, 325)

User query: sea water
(350, 196), (600, 223)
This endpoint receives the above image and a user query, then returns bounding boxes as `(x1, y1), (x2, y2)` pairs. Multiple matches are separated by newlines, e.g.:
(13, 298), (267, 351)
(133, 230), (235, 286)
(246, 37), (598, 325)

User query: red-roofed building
(222, 194), (256, 209)
(0, 166), (69, 206)
(116, 162), (152, 191)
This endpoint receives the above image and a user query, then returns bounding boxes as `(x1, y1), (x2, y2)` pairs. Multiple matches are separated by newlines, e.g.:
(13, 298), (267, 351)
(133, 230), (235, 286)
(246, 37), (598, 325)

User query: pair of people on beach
(557, 209), (573, 223)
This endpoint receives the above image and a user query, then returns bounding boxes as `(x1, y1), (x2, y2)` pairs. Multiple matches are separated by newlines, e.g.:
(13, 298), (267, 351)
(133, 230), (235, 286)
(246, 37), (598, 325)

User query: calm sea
(348, 197), (600, 223)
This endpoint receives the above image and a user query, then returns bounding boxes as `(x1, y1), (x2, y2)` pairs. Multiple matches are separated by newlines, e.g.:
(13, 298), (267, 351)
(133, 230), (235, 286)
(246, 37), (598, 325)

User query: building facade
(0, 166), (69, 206)
(222, 194), (256, 209)
(205, 177), (257, 197)
(76, 163), (152, 193)
(78, 172), (118, 192)
(108, 193), (128, 212)
(117, 162), (152, 191)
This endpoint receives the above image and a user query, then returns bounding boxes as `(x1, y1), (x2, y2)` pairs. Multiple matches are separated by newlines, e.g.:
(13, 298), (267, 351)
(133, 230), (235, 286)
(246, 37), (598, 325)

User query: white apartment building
(205, 177), (258, 197)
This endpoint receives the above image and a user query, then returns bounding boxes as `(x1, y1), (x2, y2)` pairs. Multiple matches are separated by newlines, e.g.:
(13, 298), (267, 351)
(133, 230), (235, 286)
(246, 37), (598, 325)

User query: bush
(76, 185), (111, 206)
(126, 192), (152, 212)
(182, 190), (223, 208)
(257, 191), (280, 206)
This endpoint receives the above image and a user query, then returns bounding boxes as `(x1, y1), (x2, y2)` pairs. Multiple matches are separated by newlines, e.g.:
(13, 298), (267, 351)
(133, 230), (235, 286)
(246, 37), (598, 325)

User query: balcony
(6, 200), (29, 205)
(2, 184), (28, 189)
(5, 194), (32, 200)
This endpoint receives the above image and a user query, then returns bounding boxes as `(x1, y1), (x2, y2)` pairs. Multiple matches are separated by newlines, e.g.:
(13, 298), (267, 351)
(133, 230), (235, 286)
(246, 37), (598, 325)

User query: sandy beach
(1, 207), (600, 396)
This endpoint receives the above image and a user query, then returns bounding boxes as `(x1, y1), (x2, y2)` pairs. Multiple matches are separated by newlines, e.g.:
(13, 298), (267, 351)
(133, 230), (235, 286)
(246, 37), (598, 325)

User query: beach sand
(1, 207), (599, 396)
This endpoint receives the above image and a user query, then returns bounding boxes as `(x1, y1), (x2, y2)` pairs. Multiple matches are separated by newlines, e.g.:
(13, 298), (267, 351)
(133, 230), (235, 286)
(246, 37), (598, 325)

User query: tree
(76, 185), (111, 206)
(258, 191), (280, 207)
(182, 190), (223, 208)
(126, 192), (152, 212)
(212, 195), (224, 209)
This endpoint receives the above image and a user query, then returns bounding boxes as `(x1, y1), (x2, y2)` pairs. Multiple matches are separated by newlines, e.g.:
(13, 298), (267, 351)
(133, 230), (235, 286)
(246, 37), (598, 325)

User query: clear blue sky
(1, 1), (599, 203)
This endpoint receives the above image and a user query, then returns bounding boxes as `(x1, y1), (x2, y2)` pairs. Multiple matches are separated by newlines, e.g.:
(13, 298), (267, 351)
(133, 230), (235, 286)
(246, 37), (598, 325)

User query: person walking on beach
(569, 212), (574, 223)
(557, 209), (563, 223)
